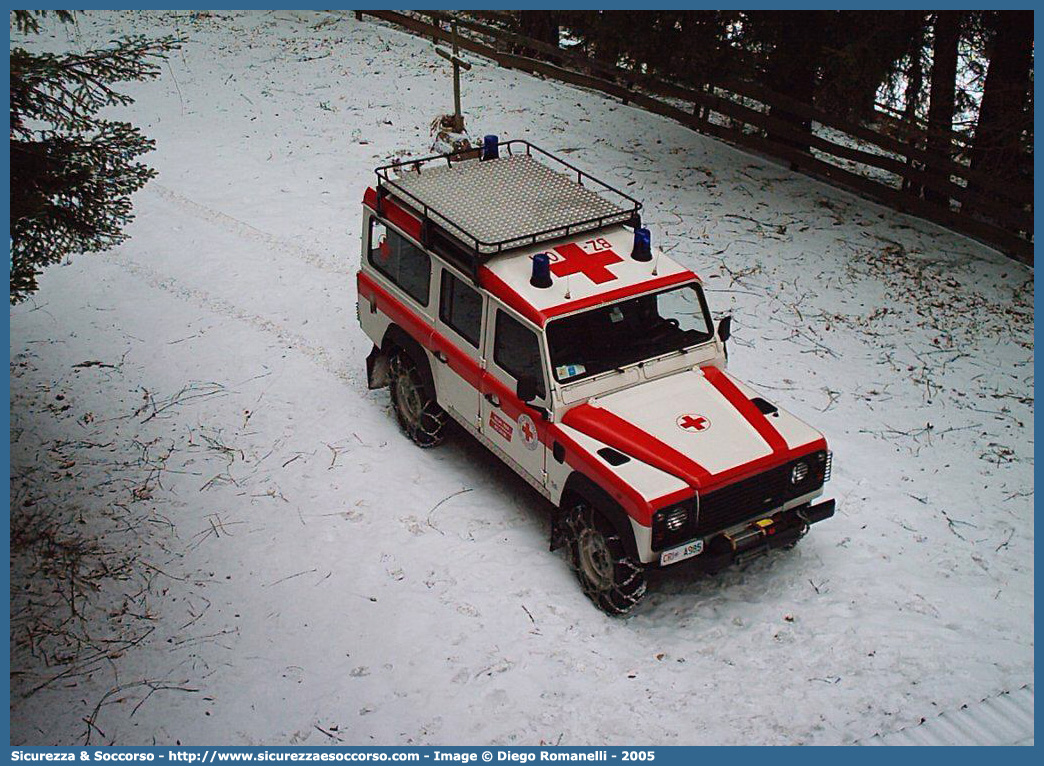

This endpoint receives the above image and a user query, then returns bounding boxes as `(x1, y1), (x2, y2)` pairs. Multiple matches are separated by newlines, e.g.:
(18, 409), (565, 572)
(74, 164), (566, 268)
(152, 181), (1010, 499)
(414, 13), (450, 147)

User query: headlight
(664, 506), (688, 531)
(652, 502), (696, 551)
(791, 461), (809, 484)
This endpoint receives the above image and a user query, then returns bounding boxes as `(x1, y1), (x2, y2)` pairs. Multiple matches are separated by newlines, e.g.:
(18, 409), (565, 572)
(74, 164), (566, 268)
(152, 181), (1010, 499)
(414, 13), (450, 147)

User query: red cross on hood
(562, 367), (825, 494)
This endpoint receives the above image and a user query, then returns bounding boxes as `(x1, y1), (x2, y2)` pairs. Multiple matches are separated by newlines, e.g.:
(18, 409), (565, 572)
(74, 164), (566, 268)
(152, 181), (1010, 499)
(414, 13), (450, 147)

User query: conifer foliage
(9, 11), (179, 302)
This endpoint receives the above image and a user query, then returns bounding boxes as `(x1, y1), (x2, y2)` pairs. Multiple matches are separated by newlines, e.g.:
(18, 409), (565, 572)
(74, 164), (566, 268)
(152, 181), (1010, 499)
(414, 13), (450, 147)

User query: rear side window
(494, 309), (546, 398)
(368, 219), (431, 306)
(439, 270), (483, 348)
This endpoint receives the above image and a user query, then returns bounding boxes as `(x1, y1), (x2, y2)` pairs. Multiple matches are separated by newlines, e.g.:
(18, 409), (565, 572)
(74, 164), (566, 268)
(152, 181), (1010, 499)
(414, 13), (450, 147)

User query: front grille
(695, 452), (827, 536)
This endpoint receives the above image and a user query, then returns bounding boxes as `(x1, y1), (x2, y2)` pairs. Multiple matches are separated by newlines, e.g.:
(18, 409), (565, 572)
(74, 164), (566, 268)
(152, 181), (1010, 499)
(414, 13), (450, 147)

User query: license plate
(660, 539), (704, 566)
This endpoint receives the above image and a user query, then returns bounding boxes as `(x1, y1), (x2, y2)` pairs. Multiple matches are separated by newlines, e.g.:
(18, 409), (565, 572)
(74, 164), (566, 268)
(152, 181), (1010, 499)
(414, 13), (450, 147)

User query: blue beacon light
(482, 134), (500, 160)
(531, 253), (553, 288)
(631, 227), (652, 261)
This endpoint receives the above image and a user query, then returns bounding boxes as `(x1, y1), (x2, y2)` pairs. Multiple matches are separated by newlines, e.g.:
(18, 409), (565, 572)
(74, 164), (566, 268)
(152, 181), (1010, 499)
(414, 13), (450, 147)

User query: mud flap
(366, 345), (390, 389)
(550, 514), (569, 552)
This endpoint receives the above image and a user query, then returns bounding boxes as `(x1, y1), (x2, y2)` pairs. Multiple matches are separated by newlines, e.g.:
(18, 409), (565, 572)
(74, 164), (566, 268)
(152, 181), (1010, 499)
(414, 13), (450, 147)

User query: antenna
(565, 274), (572, 300)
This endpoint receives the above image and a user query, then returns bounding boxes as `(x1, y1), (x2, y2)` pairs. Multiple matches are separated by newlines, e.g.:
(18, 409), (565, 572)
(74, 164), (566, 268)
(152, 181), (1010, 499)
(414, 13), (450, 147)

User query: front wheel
(564, 500), (647, 615)
(388, 351), (447, 448)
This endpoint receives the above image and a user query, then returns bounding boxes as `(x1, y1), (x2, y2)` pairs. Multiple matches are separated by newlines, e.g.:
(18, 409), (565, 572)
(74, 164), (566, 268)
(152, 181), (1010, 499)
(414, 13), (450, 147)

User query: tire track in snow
(102, 251), (357, 386)
(148, 182), (350, 277)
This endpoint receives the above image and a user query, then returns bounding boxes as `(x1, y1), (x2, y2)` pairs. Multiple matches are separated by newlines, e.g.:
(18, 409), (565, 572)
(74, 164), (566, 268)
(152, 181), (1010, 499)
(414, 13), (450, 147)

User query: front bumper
(655, 498), (835, 572)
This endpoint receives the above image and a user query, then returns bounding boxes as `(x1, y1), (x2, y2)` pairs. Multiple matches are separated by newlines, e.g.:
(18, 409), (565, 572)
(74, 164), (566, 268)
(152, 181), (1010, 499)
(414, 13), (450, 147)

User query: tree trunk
(516, 11), (559, 57)
(765, 11), (824, 156)
(924, 11), (960, 206)
(517, 11), (558, 46)
(817, 12), (923, 122)
(901, 20), (927, 195)
(969, 11), (1033, 204)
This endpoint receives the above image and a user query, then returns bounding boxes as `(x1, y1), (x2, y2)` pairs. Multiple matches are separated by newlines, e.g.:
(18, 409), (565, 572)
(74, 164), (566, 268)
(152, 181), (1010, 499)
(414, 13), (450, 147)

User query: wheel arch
(381, 324), (436, 395)
(557, 472), (640, 561)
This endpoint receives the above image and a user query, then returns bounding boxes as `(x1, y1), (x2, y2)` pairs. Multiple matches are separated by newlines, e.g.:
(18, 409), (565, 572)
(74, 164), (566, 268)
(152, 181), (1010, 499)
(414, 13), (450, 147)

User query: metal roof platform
(375, 141), (642, 258)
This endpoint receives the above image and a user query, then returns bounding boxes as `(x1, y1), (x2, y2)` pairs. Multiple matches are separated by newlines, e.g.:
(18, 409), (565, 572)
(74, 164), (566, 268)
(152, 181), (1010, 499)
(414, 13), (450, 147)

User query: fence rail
(359, 10), (1033, 263)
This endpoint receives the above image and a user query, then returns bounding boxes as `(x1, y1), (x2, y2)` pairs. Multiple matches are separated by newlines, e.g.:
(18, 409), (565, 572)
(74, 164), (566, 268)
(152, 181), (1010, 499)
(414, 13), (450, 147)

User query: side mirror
(717, 315), (732, 343)
(516, 375), (541, 404)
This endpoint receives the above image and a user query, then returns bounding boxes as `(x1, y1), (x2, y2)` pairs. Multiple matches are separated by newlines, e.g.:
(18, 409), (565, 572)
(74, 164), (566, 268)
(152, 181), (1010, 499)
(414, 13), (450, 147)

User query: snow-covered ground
(9, 10), (1034, 746)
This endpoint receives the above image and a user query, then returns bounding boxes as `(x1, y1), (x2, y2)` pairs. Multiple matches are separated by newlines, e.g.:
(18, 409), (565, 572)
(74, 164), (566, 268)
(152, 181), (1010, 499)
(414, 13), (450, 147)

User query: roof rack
(374, 140), (642, 266)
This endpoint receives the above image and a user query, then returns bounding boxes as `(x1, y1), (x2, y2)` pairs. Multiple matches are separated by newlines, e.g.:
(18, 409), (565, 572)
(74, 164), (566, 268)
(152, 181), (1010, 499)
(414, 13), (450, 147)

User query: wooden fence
(358, 10), (1033, 263)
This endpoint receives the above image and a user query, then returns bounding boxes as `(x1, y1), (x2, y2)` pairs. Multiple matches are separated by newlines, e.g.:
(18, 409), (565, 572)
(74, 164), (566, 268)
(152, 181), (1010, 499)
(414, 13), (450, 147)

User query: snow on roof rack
(374, 140), (642, 262)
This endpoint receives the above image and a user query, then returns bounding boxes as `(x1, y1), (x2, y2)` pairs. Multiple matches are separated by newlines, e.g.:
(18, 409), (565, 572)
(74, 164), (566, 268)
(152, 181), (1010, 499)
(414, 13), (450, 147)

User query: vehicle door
(480, 303), (550, 486)
(430, 265), (484, 430)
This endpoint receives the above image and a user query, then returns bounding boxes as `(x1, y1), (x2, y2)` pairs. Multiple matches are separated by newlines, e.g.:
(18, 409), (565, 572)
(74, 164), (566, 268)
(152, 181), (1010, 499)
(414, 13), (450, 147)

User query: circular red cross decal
(518, 413), (539, 451)
(676, 414), (711, 433)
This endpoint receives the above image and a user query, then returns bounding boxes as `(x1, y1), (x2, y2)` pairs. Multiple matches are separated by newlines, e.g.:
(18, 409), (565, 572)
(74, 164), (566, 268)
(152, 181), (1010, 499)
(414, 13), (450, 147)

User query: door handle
(484, 393), (500, 408)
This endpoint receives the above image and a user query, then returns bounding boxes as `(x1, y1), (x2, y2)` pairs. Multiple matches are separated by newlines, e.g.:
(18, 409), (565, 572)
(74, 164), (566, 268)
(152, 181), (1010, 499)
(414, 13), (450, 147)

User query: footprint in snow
(456, 603), (480, 618)
(380, 552), (405, 581)
(450, 668), (469, 685)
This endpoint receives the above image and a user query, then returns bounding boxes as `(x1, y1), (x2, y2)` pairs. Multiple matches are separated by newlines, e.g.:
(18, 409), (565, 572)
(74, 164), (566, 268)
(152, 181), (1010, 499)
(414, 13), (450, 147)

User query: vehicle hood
(561, 365), (825, 494)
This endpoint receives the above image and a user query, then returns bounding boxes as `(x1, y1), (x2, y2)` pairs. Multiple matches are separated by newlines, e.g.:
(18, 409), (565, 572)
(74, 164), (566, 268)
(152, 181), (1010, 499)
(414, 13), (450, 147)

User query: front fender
(555, 472), (642, 561)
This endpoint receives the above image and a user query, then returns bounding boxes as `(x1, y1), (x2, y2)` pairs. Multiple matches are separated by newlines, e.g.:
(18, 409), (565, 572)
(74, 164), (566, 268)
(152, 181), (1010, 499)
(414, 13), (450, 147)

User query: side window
(368, 218), (431, 306)
(439, 270), (483, 348)
(494, 309), (546, 398)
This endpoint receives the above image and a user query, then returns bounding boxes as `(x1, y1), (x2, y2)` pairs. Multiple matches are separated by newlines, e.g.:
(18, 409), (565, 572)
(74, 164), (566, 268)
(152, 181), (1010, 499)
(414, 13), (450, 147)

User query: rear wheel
(388, 351), (447, 448)
(564, 500), (647, 615)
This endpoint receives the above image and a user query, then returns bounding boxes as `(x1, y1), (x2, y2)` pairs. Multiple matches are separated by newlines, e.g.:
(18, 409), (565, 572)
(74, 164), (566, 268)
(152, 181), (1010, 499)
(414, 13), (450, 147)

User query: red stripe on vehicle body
(701, 365), (788, 454)
(696, 365), (828, 487)
(363, 187), (424, 242)
(358, 270), (433, 349)
(479, 267), (701, 327)
(546, 426), (655, 524)
(540, 271), (699, 321)
(359, 268), (657, 524)
(475, 373), (658, 522)
(702, 439), (827, 493)
(435, 333), (483, 389)
(563, 403), (714, 489)
(365, 187), (701, 329)
(562, 399), (827, 497)
(359, 271), (484, 389)
(477, 268), (546, 327)
(648, 487), (696, 512)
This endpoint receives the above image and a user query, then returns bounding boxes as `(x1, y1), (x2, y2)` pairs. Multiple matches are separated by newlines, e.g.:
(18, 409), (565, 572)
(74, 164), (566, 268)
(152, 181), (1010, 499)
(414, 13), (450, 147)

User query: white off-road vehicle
(357, 138), (834, 614)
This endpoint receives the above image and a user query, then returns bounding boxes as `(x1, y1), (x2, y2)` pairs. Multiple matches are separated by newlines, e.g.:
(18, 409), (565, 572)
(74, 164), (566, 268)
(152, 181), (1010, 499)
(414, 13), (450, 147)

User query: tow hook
(798, 499), (836, 525)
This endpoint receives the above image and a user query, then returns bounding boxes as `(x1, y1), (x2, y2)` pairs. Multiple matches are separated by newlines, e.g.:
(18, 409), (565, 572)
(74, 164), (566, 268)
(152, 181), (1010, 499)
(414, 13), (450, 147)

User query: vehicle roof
(385, 153), (634, 254)
(478, 225), (698, 327)
(364, 188), (699, 329)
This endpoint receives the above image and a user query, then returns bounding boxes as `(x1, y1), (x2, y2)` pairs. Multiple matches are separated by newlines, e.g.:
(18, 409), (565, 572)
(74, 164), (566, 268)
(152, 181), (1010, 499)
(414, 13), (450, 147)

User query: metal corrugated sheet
(859, 684), (1034, 746)
(385, 154), (631, 253)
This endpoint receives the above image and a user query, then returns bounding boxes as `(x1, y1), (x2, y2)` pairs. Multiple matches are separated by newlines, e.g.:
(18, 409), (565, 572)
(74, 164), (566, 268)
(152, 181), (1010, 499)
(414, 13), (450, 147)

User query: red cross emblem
(677, 414), (711, 433)
(550, 243), (623, 284)
(518, 413), (539, 451)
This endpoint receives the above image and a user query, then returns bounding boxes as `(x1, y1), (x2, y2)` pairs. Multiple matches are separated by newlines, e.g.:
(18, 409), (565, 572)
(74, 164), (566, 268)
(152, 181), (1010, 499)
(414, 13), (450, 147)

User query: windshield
(546, 283), (715, 383)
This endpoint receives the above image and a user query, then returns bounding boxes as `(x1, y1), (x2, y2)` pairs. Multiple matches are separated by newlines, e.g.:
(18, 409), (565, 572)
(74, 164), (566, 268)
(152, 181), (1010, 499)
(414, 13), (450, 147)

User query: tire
(388, 350), (447, 448)
(564, 499), (647, 615)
